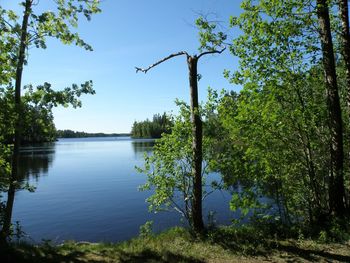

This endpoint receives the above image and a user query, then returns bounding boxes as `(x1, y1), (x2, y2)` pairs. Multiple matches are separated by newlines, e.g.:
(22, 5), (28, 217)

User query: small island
(131, 113), (172, 138)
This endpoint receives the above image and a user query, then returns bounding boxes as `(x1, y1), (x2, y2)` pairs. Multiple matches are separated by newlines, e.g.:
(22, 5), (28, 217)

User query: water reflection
(131, 139), (155, 157)
(0, 143), (56, 241)
(18, 143), (56, 182)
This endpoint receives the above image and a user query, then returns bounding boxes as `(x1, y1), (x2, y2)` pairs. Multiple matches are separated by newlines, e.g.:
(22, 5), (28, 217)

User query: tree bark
(338, 0), (350, 114)
(0, 0), (31, 241)
(316, 0), (346, 217)
(187, 55), (204, 233)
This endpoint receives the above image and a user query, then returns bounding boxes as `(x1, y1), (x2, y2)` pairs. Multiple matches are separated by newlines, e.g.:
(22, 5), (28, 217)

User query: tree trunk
(339, 0), (350, 113)
(0, 0), (31, 242)
(187, 55), (204, 233)
(0, 184), (16, 243)
(338, 0), (350, 210)
(316, 0), (346, 217)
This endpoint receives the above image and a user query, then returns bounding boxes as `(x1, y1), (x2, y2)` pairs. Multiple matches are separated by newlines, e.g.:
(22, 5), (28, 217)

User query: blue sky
(5, 0), (242, 133)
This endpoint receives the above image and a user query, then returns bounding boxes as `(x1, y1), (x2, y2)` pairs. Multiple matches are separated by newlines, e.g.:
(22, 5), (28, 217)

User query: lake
(10, 137), (234, 243)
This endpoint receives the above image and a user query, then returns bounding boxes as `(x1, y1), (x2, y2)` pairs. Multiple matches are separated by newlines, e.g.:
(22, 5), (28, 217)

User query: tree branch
(135, 51), (188, 73)
(197, 47), (226, 60)
(2, 19), (16, 34)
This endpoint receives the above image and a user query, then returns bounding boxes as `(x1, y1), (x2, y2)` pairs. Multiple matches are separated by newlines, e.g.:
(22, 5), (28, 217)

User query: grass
(0, 226), (350, 262)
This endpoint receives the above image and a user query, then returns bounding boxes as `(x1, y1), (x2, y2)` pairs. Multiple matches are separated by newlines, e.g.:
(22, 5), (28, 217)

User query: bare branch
(170, 198), (188, 218)
(135, 51), (188, 74)
(202, 189), (215, 200)
(197, 47), (226, 60)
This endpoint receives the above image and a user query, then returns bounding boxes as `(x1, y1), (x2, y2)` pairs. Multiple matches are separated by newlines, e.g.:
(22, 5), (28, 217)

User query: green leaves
(216, 1), (343, 223)
(228, 0), (320, 86)
(196, 17), (227, 52)
(0, 0), (101, 87)
(137, 94), (223, 225)
(1, 1), (101, 53)
(230, 190), (261, 217)
(0, 81), (96, 144)
(0, 8), (19, 85)
(23, 80), (95, 109)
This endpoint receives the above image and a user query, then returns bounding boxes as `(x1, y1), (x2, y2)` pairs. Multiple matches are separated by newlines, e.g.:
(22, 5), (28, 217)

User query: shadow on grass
(117, 248), (204, 263)
(0, 243), (204, 263)
(1, 228), (349, 263)
(210, 227), (350, 262)
(277, 244), (350, 262)
(0, 243), (102, 263)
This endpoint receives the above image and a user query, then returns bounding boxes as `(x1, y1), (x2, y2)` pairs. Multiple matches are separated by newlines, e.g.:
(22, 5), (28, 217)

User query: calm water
(11, 137), (234, 243)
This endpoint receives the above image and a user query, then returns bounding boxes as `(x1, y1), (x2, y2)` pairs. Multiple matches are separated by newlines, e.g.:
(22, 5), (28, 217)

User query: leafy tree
(0, 0), (100, 242)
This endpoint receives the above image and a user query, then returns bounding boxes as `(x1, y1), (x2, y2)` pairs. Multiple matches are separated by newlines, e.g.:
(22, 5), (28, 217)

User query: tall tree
(136, 18), (226, 234)
(316, 0), (346, 217)
(1, 0), (32, 242)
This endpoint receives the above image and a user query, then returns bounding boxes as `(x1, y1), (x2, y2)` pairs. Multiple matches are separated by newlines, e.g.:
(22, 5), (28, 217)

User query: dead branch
(135, 51), (188, 73)
(197, 47), (226, 60)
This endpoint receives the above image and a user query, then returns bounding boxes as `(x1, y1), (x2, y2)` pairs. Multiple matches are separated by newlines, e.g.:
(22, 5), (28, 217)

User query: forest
(131, 113), (172, 138)
(1, 0), (350, 262)
(56, 130), (129, 138)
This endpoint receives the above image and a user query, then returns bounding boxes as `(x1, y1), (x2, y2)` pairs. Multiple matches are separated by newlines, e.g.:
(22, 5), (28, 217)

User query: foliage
(0, 7), (18, 86)
(137, 103), (195, 223)
(217, 70), (333, 224)
(0, 0), (101, 86)
(225, 0), (321, 85)
(196, 16), (227, 52)
(212, 0), (350, 231)
(5, 0), (100, 51)
(0, 82), (96, 144)
(137, 96), (222, 229)
(21, 81), (95, 143)
(131, 113), (172, 138)
(139, 221), (154, 238)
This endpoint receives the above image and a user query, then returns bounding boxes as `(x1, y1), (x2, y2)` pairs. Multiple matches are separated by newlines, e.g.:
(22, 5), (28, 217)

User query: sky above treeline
(4, 0), (242, 133)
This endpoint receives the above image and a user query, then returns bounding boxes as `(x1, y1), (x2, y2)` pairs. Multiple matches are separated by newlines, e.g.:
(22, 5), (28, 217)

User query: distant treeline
(131, 113), (172, 138)
(57, 130), (130, 138)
